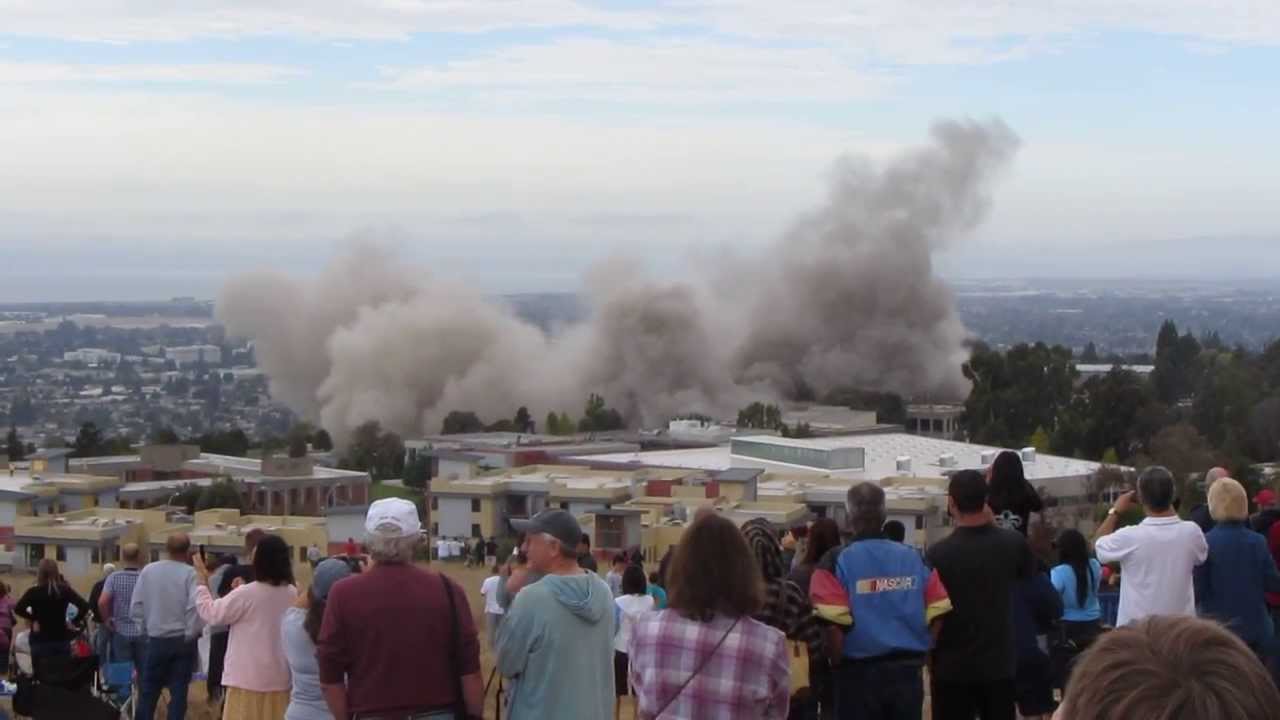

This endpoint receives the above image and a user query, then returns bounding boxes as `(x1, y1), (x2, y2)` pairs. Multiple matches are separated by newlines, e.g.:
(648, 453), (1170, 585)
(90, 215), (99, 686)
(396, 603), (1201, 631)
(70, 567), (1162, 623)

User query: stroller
(8, 627), (125, 720)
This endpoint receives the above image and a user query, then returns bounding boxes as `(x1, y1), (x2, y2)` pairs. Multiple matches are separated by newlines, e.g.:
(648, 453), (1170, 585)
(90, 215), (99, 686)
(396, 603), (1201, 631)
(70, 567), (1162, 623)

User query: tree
(285, 423), (314, 458)
(514, 406), (533, 434)
(578, 394), (624, 433)
(1051, 368), (1157, 461)
(791, 422), (815, 439)
(72, 422), (105, 458)
(288, 435), (309, 458)
(545, 412), (562, 436)
(5, 426), (24, 461)
(441, 411), (485, 435)
(1081, 342), (1100, 363)
(150, 426), (181, 444)
(962, 342), (1077, 448)
(344, 420), (406, 481)
(1029, 426), (1052, 454)
(311, 428), (334, 452)
(1133, 423), (1221, 506)
(194, 427), (250, 457)
(404, 456), (430, 490)
(196, 479), (245, 512)
(737, 402), (784, 430)
(1152, 321), (1203, 405)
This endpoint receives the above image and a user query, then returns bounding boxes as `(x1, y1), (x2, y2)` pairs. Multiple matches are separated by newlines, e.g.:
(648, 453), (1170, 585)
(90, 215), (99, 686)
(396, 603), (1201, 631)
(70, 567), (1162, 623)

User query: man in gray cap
(496, 510), (615, 720)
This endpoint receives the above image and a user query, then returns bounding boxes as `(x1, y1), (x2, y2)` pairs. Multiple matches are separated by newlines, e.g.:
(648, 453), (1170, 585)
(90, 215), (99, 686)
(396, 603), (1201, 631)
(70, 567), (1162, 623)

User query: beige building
(12, 506), (328, 593)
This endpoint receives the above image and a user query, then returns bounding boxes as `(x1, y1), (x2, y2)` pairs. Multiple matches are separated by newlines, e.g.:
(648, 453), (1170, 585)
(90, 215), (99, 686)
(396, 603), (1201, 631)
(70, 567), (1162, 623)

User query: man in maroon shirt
(318, 498), (483, 719)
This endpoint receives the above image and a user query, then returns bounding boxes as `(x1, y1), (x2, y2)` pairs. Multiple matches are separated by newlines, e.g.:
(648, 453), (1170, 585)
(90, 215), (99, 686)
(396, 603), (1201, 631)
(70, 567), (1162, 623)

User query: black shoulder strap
(651, 616), (740, 719)
(442, 574), (467, 717)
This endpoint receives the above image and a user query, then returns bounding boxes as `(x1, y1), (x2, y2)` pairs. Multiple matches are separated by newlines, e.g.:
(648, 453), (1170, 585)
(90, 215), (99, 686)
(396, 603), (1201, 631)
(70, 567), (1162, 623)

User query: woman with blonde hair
(1194, 476), (1280, 659)
(13, 558), (90, 660)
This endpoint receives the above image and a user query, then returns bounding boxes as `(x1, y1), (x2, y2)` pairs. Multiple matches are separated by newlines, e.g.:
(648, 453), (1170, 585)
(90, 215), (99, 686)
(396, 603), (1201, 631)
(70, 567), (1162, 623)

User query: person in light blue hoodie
(498, 510), (615, 720)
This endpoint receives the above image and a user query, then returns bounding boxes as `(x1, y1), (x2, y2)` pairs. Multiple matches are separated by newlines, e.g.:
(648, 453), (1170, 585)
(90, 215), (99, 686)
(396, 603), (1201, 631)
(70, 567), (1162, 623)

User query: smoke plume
(217, 118), (1020, 440)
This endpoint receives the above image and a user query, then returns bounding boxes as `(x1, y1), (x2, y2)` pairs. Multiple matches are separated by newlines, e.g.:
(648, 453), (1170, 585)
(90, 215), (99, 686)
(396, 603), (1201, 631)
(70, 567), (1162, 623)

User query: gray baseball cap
(511, 510), (583, 550)
(311, 557), (354, 601)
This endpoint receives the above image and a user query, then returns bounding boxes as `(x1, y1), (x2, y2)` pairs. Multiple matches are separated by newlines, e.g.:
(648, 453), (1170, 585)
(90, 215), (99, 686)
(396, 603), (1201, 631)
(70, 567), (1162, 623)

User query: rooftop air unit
(938, 453), (958, 468)
(980, 450), (998, 465)
(1021, 447), (1037, 464)
(896, 456), (913, 474)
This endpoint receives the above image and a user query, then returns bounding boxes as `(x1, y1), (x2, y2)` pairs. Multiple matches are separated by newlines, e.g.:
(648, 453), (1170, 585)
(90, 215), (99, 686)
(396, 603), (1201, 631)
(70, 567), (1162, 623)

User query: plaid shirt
(628, 610), (790, 720)
(103, 569), (142, 638)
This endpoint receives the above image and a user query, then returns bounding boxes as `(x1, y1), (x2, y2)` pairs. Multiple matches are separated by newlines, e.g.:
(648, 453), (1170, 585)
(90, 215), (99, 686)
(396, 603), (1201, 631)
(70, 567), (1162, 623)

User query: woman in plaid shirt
(628, 514), (791, 719)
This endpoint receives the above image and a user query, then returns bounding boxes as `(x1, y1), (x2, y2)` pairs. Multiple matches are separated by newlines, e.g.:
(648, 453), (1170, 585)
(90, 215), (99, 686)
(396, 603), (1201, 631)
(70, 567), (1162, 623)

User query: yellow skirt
(222, 687), (291, 720)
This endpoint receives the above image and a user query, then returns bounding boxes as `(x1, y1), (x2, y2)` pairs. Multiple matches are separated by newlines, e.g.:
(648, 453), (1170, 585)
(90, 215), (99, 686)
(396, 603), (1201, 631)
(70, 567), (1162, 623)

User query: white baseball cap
(364, 498), (421, 538)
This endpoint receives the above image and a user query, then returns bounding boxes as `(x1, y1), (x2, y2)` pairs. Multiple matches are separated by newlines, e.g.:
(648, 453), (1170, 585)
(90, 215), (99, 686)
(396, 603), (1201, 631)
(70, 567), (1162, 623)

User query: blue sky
(1, 1), (1278, 300)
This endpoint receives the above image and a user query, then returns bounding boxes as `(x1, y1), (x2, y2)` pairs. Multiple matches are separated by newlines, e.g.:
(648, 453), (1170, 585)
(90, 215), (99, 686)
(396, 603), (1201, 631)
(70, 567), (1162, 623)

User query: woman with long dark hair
(194, 534), (298, 720)
(282, 558), (354, 720)
(787, 518), (842, 720)
(1049, 528), (1103, 691)
(14, 558), (89, 660)
(988, 450), (1043, 536)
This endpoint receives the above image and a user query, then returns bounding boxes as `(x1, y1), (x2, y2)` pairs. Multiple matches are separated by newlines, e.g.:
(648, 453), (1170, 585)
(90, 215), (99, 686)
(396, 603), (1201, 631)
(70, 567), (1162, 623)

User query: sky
(1, 1), (1278, 301)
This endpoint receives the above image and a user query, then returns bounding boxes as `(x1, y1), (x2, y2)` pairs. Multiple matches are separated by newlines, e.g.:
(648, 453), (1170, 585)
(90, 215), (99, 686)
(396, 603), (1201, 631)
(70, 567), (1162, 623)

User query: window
(470, 498), (481, 513)
(299, 547), (308, 563)
(431, 496), (439, 511)
(597, 515), (625, 551)
(471, 524), (482, 538)
(560, 502), (569, 510)
(92, 546), (101, 564)
(431, 522), (439, 536)
(914, 516), (924, 530)
(56, 545), (66, 562)
(151, 550), (161, 562)
(113, 545), (121, 562)
(27, 544), (45, 565)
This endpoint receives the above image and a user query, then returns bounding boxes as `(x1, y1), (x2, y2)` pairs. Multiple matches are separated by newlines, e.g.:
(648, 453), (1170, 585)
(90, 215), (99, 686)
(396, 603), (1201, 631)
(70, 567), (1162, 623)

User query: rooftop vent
(980, 450), (998, 465)
(938, 453), (958, 468)
(896, 456), (913, 474)
(1021, 447), (1037, 464)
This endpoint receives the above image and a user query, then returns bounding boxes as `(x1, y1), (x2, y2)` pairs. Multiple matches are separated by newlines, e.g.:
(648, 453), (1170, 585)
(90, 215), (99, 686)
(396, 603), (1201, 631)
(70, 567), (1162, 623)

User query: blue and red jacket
(810, 535), (951, 660)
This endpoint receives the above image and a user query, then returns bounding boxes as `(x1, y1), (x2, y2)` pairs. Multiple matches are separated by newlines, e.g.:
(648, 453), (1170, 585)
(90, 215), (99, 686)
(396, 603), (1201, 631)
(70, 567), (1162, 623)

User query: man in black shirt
(927, 469), (1033, 720)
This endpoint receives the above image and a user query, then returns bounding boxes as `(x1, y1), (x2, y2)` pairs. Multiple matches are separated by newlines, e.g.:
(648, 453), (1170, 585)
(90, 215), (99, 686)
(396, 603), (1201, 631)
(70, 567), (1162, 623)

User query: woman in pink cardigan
(195, 534), (298, 720)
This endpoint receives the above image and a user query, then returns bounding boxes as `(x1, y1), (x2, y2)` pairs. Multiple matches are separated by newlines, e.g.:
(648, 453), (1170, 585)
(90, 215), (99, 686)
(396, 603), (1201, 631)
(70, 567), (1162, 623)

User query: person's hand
(1113, 491), (1137, 515)
(231, 577), (245, 591)
(192, 551), (209, 580)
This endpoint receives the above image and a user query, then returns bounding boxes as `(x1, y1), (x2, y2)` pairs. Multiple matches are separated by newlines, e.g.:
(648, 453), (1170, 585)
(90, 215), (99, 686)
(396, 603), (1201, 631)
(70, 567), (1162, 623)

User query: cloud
(0, 62), (305, 85)
(0, 1), (660, 43)
(3, 1), (1277, 54)
(371, 37), (895, 103)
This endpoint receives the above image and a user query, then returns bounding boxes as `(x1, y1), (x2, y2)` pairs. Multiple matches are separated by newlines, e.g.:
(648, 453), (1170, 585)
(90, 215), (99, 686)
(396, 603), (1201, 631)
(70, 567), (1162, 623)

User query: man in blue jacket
(811, 483), (951, 720)
(1195, 476), (1280, 661)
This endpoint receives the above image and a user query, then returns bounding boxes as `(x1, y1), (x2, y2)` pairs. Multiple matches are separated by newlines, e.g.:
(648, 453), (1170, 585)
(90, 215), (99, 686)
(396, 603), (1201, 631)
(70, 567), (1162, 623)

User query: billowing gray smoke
(217, 118), (1020, 441)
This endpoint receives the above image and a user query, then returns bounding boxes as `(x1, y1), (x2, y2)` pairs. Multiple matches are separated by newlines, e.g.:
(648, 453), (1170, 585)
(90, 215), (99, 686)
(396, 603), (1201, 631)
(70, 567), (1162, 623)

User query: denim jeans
(136, 635), (197, 720)
(110, 632), (147, 679)
(835, 658), (925, 720)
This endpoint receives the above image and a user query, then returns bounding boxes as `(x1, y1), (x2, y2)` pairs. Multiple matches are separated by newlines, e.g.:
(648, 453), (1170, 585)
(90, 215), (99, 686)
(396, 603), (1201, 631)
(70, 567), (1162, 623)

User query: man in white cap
(317, 498), (483, 720)
(496, 509), (615, 720)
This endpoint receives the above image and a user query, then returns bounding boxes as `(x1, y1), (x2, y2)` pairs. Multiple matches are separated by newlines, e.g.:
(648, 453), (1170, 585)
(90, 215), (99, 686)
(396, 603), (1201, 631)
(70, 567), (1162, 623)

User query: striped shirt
(104, 569), (142, 638)
(628, 610), (790, 720)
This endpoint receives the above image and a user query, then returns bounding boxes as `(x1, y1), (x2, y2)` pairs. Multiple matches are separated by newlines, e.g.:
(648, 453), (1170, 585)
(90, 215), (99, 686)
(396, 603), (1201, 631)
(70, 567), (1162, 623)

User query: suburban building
(12, 506), (332, 593)
(905, 404), (965, 440)
(164, 344), (222, 367)
(405, 432), (640, 482)
(69, 445), (371, 515)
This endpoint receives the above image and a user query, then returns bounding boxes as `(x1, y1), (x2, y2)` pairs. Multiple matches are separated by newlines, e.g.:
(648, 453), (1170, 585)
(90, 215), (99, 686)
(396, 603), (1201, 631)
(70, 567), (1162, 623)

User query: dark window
(431, 496), (439, 511)
(471, 524), (482, 538)
(56, 545), (67, 562)
(471, 498), (481, 513)
(560, 502), (569, 510)
(28, 544), (45, 565)
(92, 546), (101, 564)
(431, 522), (439, 536)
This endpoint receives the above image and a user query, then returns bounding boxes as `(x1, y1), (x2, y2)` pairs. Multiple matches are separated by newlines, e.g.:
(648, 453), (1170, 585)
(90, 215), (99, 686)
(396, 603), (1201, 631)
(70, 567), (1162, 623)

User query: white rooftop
(572, 432), (1110, 488)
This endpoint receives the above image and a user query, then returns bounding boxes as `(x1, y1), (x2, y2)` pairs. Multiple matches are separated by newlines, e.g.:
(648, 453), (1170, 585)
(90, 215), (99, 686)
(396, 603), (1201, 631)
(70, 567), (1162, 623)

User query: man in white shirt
(480, 566), (505, 650)
(1094, 465), (1208, 627)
